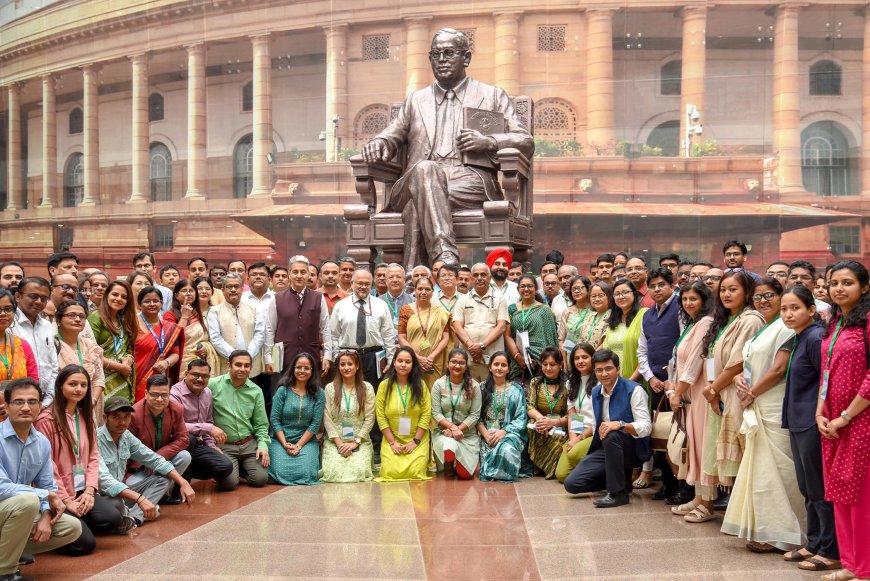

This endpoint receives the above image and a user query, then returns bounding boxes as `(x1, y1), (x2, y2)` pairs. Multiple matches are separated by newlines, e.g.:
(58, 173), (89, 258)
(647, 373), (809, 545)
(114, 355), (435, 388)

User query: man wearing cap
(97, 396), (195, 527)
(209, 350), (271, 491)
(486, 248), (520, 306)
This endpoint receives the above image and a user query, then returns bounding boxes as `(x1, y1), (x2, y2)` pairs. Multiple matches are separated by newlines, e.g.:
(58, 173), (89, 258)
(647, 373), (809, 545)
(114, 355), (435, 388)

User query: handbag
(650, 397), (673, 452)
(666, 406), (689, 480)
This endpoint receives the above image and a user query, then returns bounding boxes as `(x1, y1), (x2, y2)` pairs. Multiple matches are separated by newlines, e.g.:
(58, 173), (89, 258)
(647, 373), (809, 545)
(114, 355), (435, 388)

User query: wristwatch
(840, 410), (853, 423)
(479, 342), (486, 351)
(354, 437), (362, 445)
(413, 437), (421, 445)
(618, 421), (626, 431)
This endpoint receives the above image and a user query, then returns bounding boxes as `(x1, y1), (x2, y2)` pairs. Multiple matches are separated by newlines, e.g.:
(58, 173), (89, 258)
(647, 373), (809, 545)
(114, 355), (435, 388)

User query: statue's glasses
(428, 49), (466, 61)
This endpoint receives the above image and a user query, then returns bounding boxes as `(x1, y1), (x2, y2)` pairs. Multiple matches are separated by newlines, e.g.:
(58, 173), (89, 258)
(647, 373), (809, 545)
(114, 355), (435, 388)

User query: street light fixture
(684, 104), (702, 157)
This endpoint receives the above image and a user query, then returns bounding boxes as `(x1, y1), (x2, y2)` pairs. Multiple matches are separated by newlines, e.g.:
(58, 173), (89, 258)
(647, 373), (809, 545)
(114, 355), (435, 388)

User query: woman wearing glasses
(398, 276), (452, 388)
(431, 348), (481, 479)
(601, 280), (648, 384)
(504, 274), (558, 381)
(575, 282), (611, 348)
(721, 277), (804, 552)
(88, 280), (138, 403)
(558, 276), (593, 360)
(87, 271), (110, 313)
(163, 279), (218, 373)
(0, 288), (39, 381)
(268, 352), (326, 485)
(133, 286), (183, 401)
(55, 301), (106, 421)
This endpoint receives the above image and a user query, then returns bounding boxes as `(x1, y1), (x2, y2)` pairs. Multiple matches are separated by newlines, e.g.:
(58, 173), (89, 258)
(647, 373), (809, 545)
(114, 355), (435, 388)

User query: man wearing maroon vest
(264, 256), (333, 377)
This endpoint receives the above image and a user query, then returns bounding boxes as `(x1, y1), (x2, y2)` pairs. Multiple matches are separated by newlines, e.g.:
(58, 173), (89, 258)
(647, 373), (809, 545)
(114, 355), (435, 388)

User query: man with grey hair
(263, 255), (332, 377)
(383, 263), (413, 326)
(206, 272), (270, 410)
(453, 263), (509, 381)
(362, 28), (534, 268)
(551, 264), (578, 319)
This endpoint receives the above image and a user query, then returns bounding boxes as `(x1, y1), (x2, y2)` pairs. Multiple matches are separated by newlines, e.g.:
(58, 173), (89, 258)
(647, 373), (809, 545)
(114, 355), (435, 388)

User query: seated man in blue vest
(563, 349), (652, 508)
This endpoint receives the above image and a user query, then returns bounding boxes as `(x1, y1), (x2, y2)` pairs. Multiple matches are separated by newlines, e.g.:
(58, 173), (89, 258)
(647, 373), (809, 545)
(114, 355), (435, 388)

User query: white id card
(570, 415), (586, 434)
(705, 357), (716, 381)
(562, 339), (576, 353)
(743, 367), (752, 387)
(73, 465), (86, 492)
(527, 421), (537, 430)
(341, 421), (355, 441)
(517, 331), (533, 369)
(398, 416), (412, 436)
(820, 370), (830, 401)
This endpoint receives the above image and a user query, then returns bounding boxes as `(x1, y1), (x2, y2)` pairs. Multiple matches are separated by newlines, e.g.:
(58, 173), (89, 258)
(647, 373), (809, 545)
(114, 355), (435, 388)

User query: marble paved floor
(27, 478), (823, 580)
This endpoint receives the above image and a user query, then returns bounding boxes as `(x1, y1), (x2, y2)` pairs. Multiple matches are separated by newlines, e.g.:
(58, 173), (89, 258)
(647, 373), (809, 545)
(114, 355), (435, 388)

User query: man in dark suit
(564, 350), (652, 508)
(362, 28), (533, 266)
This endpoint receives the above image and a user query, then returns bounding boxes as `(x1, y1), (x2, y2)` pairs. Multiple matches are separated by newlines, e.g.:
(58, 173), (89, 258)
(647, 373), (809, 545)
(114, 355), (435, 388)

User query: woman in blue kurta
(477, 352), (530, 482)
(268, 352), (326, 485)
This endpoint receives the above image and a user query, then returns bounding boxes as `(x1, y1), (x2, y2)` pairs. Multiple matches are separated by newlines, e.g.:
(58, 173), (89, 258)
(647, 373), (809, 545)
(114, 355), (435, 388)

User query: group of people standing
(0, 242), (868, 581)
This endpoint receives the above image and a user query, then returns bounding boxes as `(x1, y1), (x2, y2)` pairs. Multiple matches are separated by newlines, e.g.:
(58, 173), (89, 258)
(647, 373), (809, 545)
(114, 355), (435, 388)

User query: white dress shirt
(490, 280), (520, 306)
(329, 294), (397, 363)
(599, 381), (652, 438)
(206, 302), (267, 363)
(550, 294), (570, 321)
(637, 293), (684, 382)
(241, 289), (275, 313)
(262, 288), (332, 363)
(12, 309), (58, 406)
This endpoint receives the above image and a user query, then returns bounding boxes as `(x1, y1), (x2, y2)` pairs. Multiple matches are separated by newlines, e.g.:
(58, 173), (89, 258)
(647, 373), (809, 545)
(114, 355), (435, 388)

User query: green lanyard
(569, 309), (590, 337)
(586, 311), (606, 340)
(543, 381), (561, 415)
(439, 295), (457, 313)
(448, 380), (464, 418)
(0, 336), (12, 379)
(397, 384), (411, 415)
(673, 323), (695, 356)
(493, 388), (506, 420)
(575, 388), (586, 412)
(342, 386), (354, 414)
(387, 297), (399, 321)
(710, 312), (740, 353)
(519, 304), (534, 331)
(58, 332), (83, 365)
(72, 409), (81, 459)
(744, 316), (780, 373)
(784, 343), (797, 386)
(826, 318), (843, 370)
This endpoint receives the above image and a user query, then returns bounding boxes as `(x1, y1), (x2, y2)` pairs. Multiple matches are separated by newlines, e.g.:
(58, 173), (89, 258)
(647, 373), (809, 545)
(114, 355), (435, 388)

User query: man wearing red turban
(485, 248), (519, 305)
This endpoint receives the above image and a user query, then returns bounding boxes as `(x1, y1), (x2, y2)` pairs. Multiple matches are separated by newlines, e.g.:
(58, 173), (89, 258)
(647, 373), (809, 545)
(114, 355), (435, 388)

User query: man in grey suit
(362, 28), (534, 267)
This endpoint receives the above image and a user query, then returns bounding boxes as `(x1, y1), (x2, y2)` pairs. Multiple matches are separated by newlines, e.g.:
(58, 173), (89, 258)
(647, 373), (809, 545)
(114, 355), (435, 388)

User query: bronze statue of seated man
(362, 28), (534, 267)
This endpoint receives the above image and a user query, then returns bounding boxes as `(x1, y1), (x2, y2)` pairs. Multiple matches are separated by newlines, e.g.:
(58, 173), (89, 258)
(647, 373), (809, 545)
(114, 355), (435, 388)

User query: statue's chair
(344, 96), (534, 267)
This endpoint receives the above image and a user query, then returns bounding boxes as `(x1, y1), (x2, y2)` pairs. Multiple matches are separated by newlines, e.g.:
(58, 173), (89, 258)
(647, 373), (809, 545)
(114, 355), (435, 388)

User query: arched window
(148, 93), (164, 122)
(233, 134), (254, 198)
(802, 121), (855, 196)
(353, 104), (390, 148)
(68, 108), (83, 135)
(809, 60), (842, 96)
(242, 81), (253, 112)
(533, 98), (578, 140)
(150, 142), (172, 201)
(660, 60), (682, 95)
(63, 153), (84, 207)
(646, 120), (680, 156)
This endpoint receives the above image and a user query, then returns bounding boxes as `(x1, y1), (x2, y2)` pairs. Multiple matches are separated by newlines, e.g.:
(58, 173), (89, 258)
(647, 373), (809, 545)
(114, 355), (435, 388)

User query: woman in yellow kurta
(601, 279), (649, 384)
(376, 346), (432, 481)
(398, 276), (452, 388)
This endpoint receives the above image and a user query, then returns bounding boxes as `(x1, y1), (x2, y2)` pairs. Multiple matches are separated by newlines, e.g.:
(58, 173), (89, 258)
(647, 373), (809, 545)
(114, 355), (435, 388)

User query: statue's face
(429, 34), (470, 87)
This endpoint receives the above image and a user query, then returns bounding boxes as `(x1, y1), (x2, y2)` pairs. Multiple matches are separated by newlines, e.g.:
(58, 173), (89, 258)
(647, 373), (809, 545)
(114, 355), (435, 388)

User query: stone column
(494, 11), (522, 97)
(324, 25), (348, 163)
(863, 8), (870, 196)
(772, 3), (803, 193)
(129, 53), (149, 203)
(6, 83), (21, 211)
(249, 34), (272, 196)
(679, 6), (707, 156)
(186, 44), (207, 199)
(40, 76), (57, 208)
(405, 17), (432, 93)
(81, 65), (99, 206)
(586, 9), (615, 150)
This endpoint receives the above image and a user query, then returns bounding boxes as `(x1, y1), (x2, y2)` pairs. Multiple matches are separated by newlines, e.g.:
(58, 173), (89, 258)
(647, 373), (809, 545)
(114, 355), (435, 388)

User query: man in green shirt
(209, 350), (271, 490)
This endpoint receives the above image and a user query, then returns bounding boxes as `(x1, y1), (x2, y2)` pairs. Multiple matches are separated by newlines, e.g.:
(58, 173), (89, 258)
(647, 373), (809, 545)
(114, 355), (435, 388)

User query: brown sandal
(799, 557), (842, 572)
(746, 541), (782, 553)
(783, 548), (813, 562)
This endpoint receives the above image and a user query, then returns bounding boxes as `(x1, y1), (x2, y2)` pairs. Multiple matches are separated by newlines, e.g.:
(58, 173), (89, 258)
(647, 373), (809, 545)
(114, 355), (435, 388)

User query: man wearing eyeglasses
(453, 263), (509, 381)
(128, 375), (192, 505)
(787, 260), (831, 314)
(49, 274), (97, 343)
(13, 277), (58, 407)
(362, 28), (533, 268)
(625, 257), (656, 308)
(170, 360), (234, 488)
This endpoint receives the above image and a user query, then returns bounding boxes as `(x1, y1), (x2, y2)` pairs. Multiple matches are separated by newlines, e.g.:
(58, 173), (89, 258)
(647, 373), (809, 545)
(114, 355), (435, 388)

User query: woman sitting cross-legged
(525, 346), (571, 479)
(431, 348), (481, 479)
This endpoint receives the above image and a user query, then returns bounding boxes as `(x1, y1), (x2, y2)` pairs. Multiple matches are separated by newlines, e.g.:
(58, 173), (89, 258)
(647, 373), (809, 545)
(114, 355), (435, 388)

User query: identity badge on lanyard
(397, 385), (412, 436)
(140, 314), (166, 354)
(706, 316), (737, 381)
(489, 390), (505, 431)
(821, 319), (843, 401)
(72, 409), (86, 491)
(341, 389), (355, 441)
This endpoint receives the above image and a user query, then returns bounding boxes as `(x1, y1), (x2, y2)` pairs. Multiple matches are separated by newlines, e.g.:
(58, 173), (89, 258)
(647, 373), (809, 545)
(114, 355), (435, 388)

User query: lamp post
(684, 104), (702, 157)
(332, 114), (340, 161)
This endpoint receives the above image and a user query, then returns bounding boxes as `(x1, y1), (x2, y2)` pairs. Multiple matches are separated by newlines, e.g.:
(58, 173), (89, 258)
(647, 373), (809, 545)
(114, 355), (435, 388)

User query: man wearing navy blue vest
(564, 350), (652, 508)
(637, 268), (684, 502)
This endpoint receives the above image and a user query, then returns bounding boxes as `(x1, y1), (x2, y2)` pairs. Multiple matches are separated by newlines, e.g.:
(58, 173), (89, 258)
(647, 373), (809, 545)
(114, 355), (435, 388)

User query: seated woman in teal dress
(321, 350), (376, 483)
(268, 352), (326, 485)
(477, 352), (530, 482)
(431, 348), (481, 479)
(376, 346), (432, 482)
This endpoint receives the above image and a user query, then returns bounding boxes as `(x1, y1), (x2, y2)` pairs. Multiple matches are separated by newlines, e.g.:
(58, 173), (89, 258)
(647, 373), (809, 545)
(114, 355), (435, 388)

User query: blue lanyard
(112, 316), (126, 356)
(140, 313), (165, 354)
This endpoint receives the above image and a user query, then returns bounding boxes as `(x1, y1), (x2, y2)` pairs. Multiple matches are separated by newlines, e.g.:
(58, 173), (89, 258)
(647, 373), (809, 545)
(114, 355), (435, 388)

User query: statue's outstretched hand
(363, 138), (392, 163)
(457, 129), (496, 153)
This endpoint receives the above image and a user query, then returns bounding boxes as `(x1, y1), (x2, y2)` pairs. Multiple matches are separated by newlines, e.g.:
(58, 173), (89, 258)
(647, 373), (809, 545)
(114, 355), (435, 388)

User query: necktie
(436, 89), (457, 158)
(355, 299), (367, 347)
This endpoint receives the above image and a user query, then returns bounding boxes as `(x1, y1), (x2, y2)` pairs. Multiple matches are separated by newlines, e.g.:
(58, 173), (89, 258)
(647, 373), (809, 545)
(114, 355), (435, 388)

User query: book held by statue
(461, 107), (504, 170)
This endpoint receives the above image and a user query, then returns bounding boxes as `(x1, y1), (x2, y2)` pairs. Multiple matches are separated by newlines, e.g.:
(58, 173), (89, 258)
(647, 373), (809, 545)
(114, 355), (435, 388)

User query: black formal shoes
(594, 493), (630, 508)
